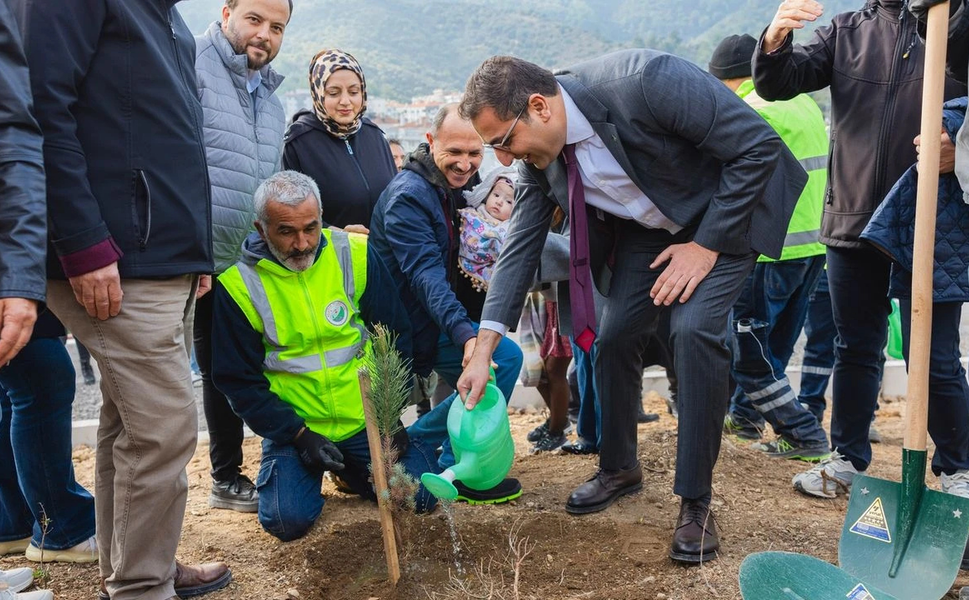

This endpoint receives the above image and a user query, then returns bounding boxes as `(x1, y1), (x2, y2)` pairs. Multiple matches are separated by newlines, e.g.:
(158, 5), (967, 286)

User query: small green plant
(33, 504), (52, 588)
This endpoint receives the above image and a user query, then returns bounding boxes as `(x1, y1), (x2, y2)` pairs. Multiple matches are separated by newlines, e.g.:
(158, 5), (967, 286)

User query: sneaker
(0, 538), (29, 556)
(208, 475), (258, 513)
(454, 478), (523, 505)
(723, 414), (763, 440)
(941, 470), (969, 499)
(637, 408), (660, 423)
(665, 394), (678, 418)
(191, 371), (203, 387)
(792, 452), (863, 499)
(0, 568), (33, 593)
(529, 430), (567, 454)
(25, 534), (97, 563)
(526, 420), (573, 443)
(753, 437), (831, 462)
(868, 425), (883, 444)
(0, 583), (52, 600)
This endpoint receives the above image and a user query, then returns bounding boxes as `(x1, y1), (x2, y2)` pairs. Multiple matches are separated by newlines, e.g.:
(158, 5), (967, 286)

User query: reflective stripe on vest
(235, 230), (367, 374)
(738, 81), (828, 262)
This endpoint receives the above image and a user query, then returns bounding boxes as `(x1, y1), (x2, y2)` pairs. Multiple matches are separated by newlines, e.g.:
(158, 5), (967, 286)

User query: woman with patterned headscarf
(282, 49), (396, 230)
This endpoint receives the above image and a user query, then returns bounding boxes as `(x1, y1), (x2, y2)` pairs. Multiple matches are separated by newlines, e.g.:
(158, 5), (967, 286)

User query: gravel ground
(68, 306), (969, 427)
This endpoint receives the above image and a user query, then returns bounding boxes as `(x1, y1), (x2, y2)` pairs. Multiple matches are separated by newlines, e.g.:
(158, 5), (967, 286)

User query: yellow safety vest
(219, 230), (370, 442)
(740, 80), (829, 262)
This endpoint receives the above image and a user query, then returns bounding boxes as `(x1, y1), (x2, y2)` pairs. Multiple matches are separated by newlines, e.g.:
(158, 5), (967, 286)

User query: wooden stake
(359, 369), (401, 586)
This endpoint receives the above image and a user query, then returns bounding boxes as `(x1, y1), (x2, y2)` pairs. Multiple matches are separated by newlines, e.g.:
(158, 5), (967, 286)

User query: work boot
(209, 475), (258, 513)
(753, 437), (831, 463)
(792, 451), (864, 499)
(80, 361), (96, 386)
(25, 534), (97, 563)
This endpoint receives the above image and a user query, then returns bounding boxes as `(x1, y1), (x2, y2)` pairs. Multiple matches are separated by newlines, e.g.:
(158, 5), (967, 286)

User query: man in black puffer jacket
(12, 0), (229, 598)
(753, 0), (967, 500)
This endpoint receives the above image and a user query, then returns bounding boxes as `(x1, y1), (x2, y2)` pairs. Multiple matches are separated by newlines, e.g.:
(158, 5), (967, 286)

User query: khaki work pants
(48, 276), (198, 600)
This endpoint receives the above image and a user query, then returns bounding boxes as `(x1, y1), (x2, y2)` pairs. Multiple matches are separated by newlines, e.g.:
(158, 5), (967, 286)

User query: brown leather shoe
(565, 464), (642, 515)
(174, 561), (232, 597)
(669, 497), (720, 564)
(98, 561), (231, 600)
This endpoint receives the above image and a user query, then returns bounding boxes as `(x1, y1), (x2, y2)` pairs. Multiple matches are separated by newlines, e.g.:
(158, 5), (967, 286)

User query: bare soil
(7, 391), (969, 600)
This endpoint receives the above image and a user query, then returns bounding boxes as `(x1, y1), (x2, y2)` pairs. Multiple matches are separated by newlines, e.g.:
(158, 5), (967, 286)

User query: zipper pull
(344, 139), (354, 156)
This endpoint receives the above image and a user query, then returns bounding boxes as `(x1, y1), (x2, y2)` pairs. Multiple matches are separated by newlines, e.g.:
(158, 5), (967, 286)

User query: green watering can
(420, 370), (514, 501)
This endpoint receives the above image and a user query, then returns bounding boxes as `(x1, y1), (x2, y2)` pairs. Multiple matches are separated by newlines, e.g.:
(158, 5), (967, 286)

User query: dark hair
(225, 0), (294, 17)
(459, 56), (558, 122)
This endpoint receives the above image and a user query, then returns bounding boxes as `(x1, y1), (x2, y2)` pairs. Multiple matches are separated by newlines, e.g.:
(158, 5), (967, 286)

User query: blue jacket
(861, 97), (969, 302)
(369, 144), (481, 376)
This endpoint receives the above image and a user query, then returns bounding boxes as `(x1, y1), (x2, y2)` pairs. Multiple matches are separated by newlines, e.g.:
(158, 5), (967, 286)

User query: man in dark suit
(457, 51), (806, 564)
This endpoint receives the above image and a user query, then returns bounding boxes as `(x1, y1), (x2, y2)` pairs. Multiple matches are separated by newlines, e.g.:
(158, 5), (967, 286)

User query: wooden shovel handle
(904, 1), (949, 452)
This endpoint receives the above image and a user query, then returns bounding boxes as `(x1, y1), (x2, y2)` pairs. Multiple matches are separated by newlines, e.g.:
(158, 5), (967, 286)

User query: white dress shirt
(480, 85), (679, 337)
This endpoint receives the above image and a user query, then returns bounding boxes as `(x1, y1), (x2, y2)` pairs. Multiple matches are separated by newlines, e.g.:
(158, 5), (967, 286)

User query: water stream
(440, 500), (465, 577)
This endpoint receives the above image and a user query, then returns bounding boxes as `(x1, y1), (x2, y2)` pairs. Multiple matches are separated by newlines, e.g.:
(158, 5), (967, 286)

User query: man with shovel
(753, 0), (967, 500)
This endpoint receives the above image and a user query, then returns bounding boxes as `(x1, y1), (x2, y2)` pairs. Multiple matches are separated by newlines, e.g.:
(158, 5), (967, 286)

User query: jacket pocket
(131, 169), (153, 251)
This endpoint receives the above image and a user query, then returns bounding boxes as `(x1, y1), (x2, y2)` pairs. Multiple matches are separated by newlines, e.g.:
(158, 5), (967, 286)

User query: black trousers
(594, 219), (754, 500)
(194, 288), (246, 482)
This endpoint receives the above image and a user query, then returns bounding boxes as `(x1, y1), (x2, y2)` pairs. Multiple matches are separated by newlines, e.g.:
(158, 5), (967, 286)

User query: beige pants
(48, 277), (198, 600)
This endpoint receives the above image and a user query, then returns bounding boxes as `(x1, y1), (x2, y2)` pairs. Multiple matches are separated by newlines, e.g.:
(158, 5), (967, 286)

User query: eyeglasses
(484, 103), (527, 152)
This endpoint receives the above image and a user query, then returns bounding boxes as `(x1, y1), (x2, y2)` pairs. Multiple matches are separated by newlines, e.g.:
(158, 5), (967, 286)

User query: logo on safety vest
(325, 300), (349, 326)
(849, 497), (891, 543)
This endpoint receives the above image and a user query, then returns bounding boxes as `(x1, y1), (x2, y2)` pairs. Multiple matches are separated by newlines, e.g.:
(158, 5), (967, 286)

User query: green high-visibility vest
(219, 230), (370, 443)
(738, 80), (829, 262)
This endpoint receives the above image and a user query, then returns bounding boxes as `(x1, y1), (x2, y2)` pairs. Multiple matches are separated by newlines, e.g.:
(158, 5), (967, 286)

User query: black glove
(909, 0), (960, 21)
(293, 428), (345, 474)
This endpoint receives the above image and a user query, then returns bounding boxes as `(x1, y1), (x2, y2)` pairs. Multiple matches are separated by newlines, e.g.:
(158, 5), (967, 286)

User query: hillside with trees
(178, 0), (859, 101)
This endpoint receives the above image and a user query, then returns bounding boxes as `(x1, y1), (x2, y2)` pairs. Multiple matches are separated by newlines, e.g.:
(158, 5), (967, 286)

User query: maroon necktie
(563, 144), (597, 352)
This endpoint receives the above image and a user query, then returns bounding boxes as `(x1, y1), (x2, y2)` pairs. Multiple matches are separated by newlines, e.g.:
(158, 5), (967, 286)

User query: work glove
(909, 0), (961, 21)
(293, 427), (345, 474)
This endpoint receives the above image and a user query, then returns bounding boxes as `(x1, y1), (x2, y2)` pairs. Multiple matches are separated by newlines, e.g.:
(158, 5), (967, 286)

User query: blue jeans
(899, 300), (969, 476)
(255, 426), (442, 541)
(571, 339), (601, 447)
(0, 338), (95, 549)
(798, 270), (835, 423)
(827, 246), (893, 471)
(729, 256), (828, 446)
(421, 323), (522, 469)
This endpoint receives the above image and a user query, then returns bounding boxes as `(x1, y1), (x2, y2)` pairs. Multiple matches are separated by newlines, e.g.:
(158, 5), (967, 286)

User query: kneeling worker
(212, 170), (440, 541)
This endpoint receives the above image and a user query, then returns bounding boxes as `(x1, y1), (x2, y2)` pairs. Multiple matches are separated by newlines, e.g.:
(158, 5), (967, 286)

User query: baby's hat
(463, 166), (517, 208)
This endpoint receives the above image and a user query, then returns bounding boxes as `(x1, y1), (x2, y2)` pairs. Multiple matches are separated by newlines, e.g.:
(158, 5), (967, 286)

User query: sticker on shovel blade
(849, 497), (892, 543)
(846, 583), (875, 600)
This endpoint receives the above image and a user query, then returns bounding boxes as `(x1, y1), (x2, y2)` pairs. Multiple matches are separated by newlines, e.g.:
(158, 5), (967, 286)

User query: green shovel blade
(839, 473), (969, 600)
(740, 551), (898, 600)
